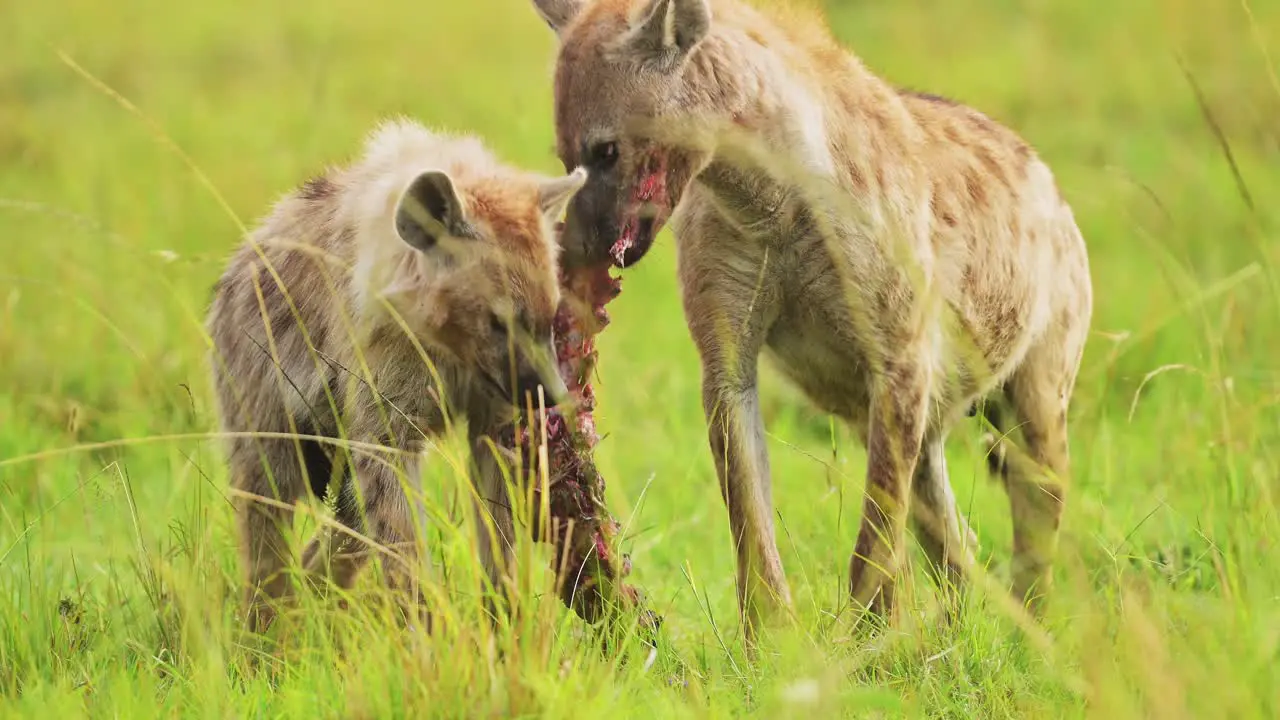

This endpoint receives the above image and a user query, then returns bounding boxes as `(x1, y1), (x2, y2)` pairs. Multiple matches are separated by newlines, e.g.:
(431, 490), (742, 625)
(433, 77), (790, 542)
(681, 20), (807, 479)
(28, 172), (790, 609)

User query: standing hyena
(206, 119), (588, 630)
(529, 0), (1093, 644)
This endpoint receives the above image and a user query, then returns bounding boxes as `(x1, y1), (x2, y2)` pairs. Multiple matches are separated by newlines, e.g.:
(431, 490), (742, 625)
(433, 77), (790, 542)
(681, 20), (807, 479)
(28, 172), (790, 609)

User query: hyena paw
(848, 560), (896, 619)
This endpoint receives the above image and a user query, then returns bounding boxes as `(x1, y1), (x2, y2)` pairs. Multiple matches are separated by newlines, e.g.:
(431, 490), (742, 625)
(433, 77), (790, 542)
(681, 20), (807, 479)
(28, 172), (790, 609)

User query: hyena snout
(514, 367), (567, 409)
(564, 173), (664, 270)
(560, 138), (689, 269)
(560, 172), (627, 270)
(489, 342), (570, 411)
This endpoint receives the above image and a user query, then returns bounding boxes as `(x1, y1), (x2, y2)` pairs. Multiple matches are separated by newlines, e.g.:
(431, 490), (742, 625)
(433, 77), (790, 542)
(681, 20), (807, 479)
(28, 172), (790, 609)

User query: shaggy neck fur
(671, 5), (927, 234)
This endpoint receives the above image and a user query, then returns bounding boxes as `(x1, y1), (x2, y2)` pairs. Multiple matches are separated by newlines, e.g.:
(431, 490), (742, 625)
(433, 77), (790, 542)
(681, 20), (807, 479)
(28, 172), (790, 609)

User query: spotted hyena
(206, 119), (587, 630)
(529, 0), (1093, 644)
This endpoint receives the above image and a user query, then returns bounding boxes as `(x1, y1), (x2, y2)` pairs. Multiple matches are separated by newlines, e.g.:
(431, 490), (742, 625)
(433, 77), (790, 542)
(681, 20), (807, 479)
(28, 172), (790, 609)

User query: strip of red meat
(497, 262), (657, 631)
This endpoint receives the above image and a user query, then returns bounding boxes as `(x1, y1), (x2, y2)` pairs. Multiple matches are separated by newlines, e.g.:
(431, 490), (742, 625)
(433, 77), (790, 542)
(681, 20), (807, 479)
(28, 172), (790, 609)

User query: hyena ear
(622, 0), (710, 69)
(531, 0), (585, 35)
(537, 167), (588, 222)
(395, 170), (466, 252)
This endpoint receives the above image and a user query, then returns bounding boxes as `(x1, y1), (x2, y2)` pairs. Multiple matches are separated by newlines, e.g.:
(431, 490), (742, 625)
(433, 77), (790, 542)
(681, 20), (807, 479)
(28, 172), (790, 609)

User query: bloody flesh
(499, 261), (654, 627)
(610, 152), (669, 267)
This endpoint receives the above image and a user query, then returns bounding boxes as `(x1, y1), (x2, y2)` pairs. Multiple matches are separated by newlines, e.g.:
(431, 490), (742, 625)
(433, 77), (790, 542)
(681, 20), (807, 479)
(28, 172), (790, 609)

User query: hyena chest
(763, 268), (874, 427)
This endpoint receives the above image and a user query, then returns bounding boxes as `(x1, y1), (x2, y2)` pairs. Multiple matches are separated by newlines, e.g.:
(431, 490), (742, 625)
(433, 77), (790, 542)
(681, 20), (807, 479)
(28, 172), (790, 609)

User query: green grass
(2, 0), (1279, 716)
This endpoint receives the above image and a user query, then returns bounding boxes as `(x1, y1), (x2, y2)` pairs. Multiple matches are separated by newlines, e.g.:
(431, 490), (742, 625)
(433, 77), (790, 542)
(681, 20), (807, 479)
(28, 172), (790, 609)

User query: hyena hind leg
(980, 344), (1075, 615)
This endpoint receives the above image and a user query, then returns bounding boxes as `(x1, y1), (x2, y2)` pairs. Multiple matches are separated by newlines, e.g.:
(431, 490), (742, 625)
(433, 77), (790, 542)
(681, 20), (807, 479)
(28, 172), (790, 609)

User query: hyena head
(387, 165), (588, 413)
(532, 0), (716, 269)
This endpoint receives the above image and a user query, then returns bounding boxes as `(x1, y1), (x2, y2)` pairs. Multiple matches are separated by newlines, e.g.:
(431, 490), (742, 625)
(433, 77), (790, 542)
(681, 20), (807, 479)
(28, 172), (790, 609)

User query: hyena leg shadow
(981, 337), (1076, 614)
(301, 406), (430, 628)
(230, 432), (337, 632)
(909, 431), (978, 609)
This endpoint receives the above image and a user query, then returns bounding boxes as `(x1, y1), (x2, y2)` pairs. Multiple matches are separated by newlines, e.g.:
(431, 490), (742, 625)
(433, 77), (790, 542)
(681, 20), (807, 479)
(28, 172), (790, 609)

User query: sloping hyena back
(530, 0), (1093, 645)
(206, 119), (586, 630)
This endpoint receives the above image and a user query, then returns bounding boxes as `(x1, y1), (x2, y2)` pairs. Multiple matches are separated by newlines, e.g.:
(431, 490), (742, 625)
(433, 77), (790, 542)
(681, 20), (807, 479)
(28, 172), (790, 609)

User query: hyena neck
(352, 233), (435, 327)
(681, 29), (854, 216)
(681, 19), (910, 222)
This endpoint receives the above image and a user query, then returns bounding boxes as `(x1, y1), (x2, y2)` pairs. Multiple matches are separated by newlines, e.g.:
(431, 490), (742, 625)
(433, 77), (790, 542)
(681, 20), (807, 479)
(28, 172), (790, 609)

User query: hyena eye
(588, 141), (619, 171)
(489, 313), (508, 336)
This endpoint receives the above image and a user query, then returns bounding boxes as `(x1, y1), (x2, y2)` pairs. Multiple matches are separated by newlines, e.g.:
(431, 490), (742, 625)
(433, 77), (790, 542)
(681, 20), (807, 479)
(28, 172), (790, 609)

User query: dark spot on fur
(930, 195), (959, 229)
(960, 265), (978, 295)
(964, 169), (987, 206)
(901, 88), (959, 107)
(967, 112), (997, 134)
(848, 164), (868, 193)
(299, 175), (335, 202)
(975, 147), (1006, 186)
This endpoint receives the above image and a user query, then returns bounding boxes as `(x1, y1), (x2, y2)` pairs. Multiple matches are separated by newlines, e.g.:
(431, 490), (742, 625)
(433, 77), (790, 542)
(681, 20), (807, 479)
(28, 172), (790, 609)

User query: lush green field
(3, 0), (1279, 716)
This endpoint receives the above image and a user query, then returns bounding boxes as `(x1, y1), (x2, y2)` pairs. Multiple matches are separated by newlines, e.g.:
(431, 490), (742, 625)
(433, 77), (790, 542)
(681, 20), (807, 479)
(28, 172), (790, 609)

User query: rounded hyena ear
(531, 0), (585, 36)
(622, 0), (711, 69)
(395, 170), (466, 252)
(537, 167), (588, 223)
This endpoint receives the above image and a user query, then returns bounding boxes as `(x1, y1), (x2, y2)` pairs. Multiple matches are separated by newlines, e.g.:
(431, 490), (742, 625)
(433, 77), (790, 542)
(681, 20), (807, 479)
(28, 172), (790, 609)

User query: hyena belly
(677, 193), (880, 429)
(763, 259), (875, 429)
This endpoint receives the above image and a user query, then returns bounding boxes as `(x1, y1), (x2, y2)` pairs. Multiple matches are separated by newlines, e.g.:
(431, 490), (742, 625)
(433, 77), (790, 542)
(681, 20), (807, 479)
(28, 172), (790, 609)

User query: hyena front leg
(702, 377), (792, 644)
(910, 432), (977, 609)
(467, 432), (519, 624)
(681, 241), (790, 647)
(849, 358), (931, 618)
(301, 399), (430, 627)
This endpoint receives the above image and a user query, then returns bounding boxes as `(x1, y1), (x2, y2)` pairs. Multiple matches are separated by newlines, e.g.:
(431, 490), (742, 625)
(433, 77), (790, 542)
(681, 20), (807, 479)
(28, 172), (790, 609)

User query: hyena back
(206, 119), (587, 630)
(531, 0), (1093, 644)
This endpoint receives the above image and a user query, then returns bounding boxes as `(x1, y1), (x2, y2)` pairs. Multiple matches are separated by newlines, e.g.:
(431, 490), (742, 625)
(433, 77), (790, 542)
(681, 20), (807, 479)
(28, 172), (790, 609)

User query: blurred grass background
(1, 0), (1278, 716)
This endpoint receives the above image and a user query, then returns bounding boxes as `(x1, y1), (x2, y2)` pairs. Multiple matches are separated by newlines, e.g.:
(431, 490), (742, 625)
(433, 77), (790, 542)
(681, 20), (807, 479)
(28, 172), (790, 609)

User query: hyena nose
(515, 370), (566, 409)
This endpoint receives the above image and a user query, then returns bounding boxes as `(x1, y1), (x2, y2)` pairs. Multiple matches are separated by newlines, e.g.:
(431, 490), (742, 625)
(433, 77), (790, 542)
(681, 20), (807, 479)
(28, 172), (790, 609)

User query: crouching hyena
(530, 0), (1093, 644)
(206, 119), (587, 631)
